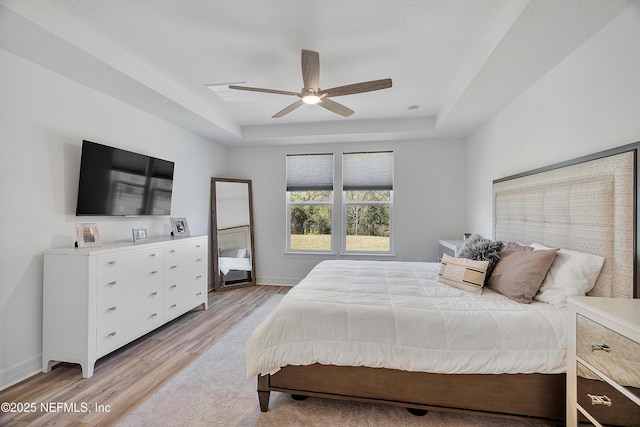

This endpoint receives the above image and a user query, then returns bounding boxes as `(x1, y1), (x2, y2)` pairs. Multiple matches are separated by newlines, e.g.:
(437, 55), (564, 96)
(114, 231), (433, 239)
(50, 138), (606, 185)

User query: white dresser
(42, 236), (208, 378)
(567, 296), (640, 426)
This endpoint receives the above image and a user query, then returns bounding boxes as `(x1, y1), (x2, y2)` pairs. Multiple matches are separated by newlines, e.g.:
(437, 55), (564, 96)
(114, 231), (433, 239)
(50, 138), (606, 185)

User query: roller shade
(286, 153), (334, 191)
(343, 151), (393, 191)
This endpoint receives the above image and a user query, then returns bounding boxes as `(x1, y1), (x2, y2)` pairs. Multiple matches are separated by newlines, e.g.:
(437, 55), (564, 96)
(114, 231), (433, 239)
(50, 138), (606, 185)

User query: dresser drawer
(96, 322), (128, 355)
(577, 314), (640, 400)
(97, 248), (162, 272)
(164, 271), (205, 320)
(96, 282), (162, 327)
(577, 361), (640, 427)
(96, 260), (163, 299)
(164, 240), (206, 257)
(164, 251), (205, 275)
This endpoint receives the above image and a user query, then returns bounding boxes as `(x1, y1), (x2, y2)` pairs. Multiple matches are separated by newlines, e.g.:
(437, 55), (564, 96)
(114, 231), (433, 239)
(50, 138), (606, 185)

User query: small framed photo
(170, 217), (190, 237)
(75, 223), (101, 248)
(132, 228), (147, 243)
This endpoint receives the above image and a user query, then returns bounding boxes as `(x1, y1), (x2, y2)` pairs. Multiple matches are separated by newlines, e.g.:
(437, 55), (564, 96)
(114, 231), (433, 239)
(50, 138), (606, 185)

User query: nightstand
(567, 296), (640, 426)
(437, 239), (466, 262)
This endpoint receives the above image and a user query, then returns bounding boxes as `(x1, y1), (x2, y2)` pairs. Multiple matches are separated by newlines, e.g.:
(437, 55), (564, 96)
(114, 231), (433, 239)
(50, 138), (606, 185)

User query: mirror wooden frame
(210, 178), (256, 291)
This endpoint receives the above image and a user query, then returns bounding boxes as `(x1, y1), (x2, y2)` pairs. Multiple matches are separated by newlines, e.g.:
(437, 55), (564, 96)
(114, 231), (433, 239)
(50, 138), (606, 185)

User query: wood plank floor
(0, 285), (289, 427)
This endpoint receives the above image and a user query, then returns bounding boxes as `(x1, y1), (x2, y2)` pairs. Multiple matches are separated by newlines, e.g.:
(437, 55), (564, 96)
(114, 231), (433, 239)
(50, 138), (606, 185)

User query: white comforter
(246, 260), (567, 377)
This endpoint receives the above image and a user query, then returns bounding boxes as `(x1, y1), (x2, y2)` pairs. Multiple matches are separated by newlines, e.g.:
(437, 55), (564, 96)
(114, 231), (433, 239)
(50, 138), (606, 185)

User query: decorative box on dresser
(42, 235), (208, 378)
(567, 296), (640, 426)
(437, 239), (465, 262)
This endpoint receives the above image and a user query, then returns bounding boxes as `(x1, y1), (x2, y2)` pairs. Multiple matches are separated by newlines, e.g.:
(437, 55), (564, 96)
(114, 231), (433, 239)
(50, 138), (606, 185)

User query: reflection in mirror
(210, 178), (256, 291)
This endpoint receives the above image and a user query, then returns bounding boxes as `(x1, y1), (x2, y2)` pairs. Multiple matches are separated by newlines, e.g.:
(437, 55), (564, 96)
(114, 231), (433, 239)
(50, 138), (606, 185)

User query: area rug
(119, 293), (545, 427)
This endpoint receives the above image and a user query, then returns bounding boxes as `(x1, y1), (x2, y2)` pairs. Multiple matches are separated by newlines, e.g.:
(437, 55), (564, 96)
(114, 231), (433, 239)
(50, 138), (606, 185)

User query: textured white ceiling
(0, 0), (636, 146)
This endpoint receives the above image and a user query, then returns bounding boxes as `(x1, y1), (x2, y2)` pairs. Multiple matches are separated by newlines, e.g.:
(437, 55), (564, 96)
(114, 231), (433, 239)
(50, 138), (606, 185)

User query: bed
(247, 146), (638, 423)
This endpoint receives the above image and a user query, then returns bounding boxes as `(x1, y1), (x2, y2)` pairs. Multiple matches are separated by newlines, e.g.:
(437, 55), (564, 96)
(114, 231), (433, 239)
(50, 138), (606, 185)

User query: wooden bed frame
(255, 143), (640, 423)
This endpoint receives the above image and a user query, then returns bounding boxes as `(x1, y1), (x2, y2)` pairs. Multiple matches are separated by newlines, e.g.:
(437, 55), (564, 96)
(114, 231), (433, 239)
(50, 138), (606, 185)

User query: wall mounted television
(76, 140), (174, 216)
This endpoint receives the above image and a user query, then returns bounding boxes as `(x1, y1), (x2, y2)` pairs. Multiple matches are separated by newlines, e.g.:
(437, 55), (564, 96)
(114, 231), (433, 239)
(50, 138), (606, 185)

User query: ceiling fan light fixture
(302, 94), (322, 104)
(227, 49), (391, 117)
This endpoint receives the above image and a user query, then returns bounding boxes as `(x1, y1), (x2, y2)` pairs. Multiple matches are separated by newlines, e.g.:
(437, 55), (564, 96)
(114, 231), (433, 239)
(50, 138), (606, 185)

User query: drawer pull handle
(150, 270), (158, 274)
(196, 258), (202, 262)
(588, 394), (612, 407)
(196, 275), (202, 279)
(150, 253), (157, 257)
(108, 331), (117, 337)
(170, 265), (178, 269)
(196, 292), (202, 296)
(108, 281), (117, 286)
(107, 260), (116, 266)
(591, 343), (611, 353)
(150, 312), (158, 318)
(196, 244), (201, 248)
(150, 291), (158, 296)
(170, 284), (177, 289)
(108, 306), (117, 312)
(170, 304), (177, 309)
(170, 249), (176, 253)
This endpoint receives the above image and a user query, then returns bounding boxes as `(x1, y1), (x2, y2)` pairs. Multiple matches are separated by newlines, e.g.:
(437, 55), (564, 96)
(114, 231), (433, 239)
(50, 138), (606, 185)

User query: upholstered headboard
(493, 149), (636, 299)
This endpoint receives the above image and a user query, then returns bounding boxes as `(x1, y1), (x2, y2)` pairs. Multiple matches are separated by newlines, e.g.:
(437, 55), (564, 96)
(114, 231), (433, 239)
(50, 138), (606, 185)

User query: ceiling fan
(228, 49), (392, 118)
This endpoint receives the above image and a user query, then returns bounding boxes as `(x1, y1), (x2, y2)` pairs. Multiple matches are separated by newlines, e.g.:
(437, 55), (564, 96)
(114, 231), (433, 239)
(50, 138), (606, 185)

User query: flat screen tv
(76, 140), (174, 216)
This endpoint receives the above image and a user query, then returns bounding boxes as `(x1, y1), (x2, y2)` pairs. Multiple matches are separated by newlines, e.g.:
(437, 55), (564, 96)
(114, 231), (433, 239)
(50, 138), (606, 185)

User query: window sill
(284, 251), (336, 256)
(339, 251), (395, 257)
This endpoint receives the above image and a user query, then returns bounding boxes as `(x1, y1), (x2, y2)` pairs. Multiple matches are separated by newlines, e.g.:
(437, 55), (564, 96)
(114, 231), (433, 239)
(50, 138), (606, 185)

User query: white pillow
(530, 243), (604, 307)
(237, 248), (247, 258)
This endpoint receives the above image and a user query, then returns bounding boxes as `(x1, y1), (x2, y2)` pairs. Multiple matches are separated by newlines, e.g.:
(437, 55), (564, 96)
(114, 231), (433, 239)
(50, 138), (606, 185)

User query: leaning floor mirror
(210, 178), (256, 291)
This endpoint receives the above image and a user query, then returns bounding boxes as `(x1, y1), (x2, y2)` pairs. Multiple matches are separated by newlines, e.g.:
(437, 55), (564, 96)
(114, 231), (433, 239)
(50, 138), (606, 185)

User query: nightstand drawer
(577, 314), (640, 400)
(577, 361), (640, 427)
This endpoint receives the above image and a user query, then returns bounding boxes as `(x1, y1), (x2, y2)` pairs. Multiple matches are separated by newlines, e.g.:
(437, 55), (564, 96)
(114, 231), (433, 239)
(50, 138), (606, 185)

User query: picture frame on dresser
(170, 217), (190, 237)
(132, 228), (147, 243)
(75, 222), (101, 248)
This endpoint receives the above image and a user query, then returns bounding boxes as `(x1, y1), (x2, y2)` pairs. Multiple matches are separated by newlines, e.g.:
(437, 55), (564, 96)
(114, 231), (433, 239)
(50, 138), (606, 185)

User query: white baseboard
(0, 354), (41, 391)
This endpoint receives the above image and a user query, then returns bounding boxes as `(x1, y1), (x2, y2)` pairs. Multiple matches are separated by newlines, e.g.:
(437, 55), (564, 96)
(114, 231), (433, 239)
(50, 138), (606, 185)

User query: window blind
(286, 153), (334, 191)
(343, 151), (393, 191)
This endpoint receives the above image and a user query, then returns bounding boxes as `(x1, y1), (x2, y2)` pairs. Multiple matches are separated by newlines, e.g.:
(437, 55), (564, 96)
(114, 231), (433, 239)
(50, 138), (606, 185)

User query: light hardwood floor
(0, 285), (289, 426)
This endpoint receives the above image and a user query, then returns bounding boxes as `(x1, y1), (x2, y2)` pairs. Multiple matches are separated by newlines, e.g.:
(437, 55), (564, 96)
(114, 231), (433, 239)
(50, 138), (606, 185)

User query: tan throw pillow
(488, 248), (559, 303)
(501, 242), (534, 256)
(438, 254), (489, 294)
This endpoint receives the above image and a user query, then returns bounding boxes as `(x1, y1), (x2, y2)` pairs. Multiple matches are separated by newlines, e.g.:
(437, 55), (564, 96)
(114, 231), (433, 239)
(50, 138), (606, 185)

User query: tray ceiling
(0, 0), (635, 146)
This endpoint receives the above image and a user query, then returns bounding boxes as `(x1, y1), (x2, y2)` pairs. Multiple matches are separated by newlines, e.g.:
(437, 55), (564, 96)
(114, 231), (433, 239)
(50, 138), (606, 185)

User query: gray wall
(0, 49), (228, 389)
(465, 3), (640, 236)
(227, 139), (467, 285)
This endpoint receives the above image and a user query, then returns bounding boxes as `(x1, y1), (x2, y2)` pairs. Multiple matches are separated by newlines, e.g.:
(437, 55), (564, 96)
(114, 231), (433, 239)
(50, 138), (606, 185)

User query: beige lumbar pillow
(438, 254), (489, 294)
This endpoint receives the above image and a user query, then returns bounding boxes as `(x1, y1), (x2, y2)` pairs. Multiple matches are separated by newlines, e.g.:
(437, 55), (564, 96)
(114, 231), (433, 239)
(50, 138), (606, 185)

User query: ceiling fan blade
(272, 99), (305, 118)
(319, 98), (354, 117)
(228, 85), (299, 96)
(301, 49), (320, 91)
(321, 78), (392, 97)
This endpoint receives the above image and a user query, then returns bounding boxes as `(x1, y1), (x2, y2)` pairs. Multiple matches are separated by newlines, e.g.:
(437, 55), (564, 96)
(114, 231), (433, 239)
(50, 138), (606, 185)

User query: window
(286, 154), (334, 252)
(342, 151), (393, 253)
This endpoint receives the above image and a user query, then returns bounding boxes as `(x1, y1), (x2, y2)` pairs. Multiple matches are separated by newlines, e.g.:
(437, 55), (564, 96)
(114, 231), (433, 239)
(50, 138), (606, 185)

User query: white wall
(227, 138), (467, 285)
(466, 2), (640, 236)
(0, 49), (228, 389)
